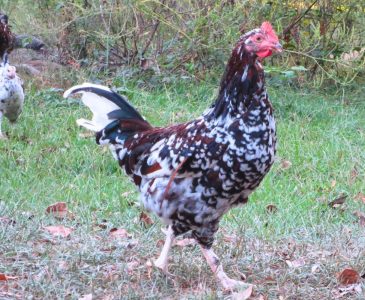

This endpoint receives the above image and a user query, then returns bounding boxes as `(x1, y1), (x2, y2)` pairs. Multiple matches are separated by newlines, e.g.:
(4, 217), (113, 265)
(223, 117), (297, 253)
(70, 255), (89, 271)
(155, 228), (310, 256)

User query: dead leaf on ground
(139, 211), (154, 227)
(354, 192), (365, 204)
(266, 204), (278, 214)
(330, 180), (337, 188)
(353, 211), (365, 227)
(46, 202), (75, 220)
(109, 228), (130, 239)
(286, 258), (305, 268)
(280, 159), (292, 170)
(329, 195), (347, 209)
(338, 268), (360, 285)
(79, 294), (93, 300)
(0, 274), (18, 281)
(44, 225), (73, 238)
(231, 285), (253, 300)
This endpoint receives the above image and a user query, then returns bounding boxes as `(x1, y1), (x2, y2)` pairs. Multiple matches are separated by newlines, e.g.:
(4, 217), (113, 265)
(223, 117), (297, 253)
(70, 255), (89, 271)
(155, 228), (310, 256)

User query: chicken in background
(0, 13), (24, 139)
(65, 22), (282, 290)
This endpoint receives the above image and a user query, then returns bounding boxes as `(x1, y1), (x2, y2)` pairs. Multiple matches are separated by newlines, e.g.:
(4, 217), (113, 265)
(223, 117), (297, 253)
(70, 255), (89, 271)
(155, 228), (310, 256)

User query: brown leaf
(79, 294), (93, 300)
(266, 204), (278, 214)
(354, 192), (365, 204)
(330, 180), (337, 188)
(46, 202), (74, 220)
(231, 285), (253, 300)
(109, 228), (130, 239)
(139, 212), (154, 227)
(286, 258), (305, 268)
(280, 159), (292, 170)
(329, 195), (347, 209)
(0, 274), (18, 281)
(44, 225), (73, 238)
(353, 211), (365, 227)
(338, 268), (360, 285)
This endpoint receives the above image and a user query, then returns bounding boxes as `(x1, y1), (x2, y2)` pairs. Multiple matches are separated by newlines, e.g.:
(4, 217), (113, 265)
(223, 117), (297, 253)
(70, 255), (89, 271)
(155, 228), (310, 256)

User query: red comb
(261, 22), (274, 35)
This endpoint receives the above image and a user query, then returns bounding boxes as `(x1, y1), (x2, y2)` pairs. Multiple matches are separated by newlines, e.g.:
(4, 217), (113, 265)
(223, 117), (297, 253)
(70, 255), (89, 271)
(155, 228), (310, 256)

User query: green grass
(1, 80), (365, 299)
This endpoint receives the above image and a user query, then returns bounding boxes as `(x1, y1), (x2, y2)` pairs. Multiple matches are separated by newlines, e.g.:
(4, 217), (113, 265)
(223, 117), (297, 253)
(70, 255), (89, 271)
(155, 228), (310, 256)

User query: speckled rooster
(65, 22), (282, 290)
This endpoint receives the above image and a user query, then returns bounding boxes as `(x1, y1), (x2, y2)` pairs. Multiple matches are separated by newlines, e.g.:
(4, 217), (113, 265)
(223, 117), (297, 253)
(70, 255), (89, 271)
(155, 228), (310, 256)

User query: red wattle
(256, 49), (272, 58)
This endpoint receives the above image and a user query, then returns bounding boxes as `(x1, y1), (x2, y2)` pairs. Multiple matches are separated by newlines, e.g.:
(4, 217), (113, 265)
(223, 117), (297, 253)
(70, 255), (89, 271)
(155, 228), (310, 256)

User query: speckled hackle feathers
(65, 22), (282, 291)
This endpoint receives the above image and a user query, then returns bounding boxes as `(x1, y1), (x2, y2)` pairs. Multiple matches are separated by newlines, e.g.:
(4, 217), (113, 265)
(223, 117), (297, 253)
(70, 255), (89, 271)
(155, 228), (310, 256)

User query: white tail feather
(64, 83), (120, 132)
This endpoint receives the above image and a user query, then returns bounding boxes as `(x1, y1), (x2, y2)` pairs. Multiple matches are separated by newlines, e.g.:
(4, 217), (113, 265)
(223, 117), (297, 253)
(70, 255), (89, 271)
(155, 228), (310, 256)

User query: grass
(0, 78), (365, 299)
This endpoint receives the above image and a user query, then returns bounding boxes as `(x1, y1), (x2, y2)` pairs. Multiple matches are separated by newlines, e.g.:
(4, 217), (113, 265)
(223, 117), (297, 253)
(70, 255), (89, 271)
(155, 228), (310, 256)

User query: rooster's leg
(154, 225), (174, 273)
(200, 246), (249, 291)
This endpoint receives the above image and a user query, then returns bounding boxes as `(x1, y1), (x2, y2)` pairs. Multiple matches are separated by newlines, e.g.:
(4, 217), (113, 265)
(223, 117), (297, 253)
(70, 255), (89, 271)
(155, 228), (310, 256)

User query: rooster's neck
(206, 47), (272, 122)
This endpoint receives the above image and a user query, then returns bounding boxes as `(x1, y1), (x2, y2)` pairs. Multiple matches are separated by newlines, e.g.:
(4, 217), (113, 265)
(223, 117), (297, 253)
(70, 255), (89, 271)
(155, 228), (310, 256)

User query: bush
(5, 0), (365, 89)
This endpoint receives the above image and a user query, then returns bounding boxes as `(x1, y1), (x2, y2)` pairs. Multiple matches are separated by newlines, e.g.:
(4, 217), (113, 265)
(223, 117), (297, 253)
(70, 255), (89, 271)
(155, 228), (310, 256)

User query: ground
(0, 77), (364, 299)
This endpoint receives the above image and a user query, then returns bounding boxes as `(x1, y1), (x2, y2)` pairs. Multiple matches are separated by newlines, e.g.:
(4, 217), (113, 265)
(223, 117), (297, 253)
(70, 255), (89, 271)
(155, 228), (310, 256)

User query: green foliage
(4, 0), (365, 89)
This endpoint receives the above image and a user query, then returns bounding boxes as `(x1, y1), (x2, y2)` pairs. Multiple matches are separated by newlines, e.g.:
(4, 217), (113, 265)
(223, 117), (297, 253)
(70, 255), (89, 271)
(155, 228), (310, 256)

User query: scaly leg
(200, 246), (249, 291)
(154, 225), (174, 273)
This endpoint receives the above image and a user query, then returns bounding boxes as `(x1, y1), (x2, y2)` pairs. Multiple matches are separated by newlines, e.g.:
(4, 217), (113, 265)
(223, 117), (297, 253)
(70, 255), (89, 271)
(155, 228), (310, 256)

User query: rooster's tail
(64, 83), (151, 143)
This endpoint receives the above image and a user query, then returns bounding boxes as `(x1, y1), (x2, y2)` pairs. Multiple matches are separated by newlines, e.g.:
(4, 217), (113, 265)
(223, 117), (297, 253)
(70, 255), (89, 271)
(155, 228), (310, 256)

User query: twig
(281, 0), (318, 38)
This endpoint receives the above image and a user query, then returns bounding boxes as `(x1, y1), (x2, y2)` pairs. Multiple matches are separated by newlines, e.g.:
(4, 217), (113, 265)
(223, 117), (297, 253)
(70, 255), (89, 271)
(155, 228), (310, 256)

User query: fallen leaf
(231, 285), (253, 300)
(44, 225), (73, 238)
(79, 294), (92, 300)
(286, 258), (305, 268)
(109, 228), (130, 239)
(46, 202), (74, 220)
(331, 180), (337, 188)
(354, 192), (365, 204)
(0, 274), (18, 281)
(329, 195), (347, 209)
(266, 204), (278, 214)
(280, 159), (292, 170)
(338, 268), (360, 285)
(139, 212), (154, 227)
(353, 211), (365, 227)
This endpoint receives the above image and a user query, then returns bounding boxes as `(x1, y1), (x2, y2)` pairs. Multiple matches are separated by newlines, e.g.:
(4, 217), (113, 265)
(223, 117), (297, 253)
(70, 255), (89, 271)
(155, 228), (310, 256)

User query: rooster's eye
(256, 36), (262, 42)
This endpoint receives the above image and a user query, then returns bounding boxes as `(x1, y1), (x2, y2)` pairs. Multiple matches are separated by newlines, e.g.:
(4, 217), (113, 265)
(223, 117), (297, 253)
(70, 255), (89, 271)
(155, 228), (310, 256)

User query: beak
(273, 42), (283, 53)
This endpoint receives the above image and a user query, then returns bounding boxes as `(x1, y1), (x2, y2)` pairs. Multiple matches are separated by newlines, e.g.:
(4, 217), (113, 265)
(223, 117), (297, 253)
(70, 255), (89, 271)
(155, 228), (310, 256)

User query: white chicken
(0, 54), (24, 139)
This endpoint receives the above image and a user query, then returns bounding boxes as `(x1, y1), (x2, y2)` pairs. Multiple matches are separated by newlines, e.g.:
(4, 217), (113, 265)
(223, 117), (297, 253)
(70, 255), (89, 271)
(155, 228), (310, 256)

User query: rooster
(0, 13), (24, 139)
(64, 22), (282, 290)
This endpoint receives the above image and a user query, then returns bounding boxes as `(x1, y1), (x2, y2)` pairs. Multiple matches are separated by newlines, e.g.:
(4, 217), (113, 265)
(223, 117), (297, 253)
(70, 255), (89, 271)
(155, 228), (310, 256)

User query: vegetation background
(0, 0), (364, 299)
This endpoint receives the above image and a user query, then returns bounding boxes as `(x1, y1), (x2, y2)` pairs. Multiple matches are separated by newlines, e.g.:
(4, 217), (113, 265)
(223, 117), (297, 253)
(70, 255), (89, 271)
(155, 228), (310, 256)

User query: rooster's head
(240, 22), (282, 59)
